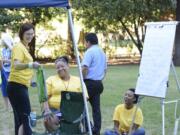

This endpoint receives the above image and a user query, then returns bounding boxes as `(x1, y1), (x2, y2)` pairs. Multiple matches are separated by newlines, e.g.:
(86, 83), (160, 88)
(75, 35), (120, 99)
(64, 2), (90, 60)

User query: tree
(67, 15), (75, 59)
(0, 9), (24, 31)
(0, 8), (64, 60)
(24, 8), (64, 60)
(73, 0), (175, 54)
(174, 0), (180, 65)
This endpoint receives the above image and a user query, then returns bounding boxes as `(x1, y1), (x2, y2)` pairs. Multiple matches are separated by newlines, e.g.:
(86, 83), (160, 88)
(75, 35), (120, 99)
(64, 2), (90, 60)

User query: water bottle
(30, 112), (37, 127)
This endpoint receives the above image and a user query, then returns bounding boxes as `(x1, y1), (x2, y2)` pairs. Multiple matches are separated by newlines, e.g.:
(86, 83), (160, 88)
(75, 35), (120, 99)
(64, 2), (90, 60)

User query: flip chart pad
(135, 21), (178, 98)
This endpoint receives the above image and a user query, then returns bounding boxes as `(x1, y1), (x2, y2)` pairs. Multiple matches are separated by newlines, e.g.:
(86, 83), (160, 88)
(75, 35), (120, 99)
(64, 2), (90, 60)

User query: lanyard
(62, 79), (70, 91)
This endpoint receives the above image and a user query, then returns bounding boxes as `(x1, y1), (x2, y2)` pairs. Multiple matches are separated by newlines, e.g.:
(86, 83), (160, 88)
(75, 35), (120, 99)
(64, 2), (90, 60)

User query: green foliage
(0, 8), (65, 32)
(72, 0), (175, 54)
(36, 34), (68, 59)
(73, 0), (175, 31)
(109, 40), (134, 48)
(78, 43), (86, 52)
(0, 9), (24, 31)
(0, 8), (67, 60)
(25, 7), (65, 25)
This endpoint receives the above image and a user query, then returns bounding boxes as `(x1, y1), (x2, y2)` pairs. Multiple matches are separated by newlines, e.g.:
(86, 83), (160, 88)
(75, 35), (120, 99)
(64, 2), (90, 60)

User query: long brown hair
(19, 23), (34, 41)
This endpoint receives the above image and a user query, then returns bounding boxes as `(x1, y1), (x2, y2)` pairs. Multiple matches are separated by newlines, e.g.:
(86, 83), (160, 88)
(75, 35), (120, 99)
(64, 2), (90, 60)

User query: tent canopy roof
(0, 0), (69, 8)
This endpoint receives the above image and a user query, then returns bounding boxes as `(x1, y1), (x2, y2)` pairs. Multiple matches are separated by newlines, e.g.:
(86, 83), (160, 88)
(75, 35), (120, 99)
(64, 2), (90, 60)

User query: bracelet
(28, 62), (33, 69)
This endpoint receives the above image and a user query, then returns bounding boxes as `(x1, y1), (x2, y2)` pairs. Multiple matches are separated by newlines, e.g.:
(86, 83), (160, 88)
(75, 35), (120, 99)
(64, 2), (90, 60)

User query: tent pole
(67, 7), (92, 135)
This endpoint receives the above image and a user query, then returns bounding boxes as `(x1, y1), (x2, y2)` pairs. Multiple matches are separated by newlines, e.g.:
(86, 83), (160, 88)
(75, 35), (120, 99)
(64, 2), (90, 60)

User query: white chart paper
(135, 22), (178, 98)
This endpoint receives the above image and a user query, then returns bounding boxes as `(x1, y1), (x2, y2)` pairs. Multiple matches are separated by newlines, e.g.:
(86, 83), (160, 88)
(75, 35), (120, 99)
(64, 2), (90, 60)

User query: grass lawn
(0, 65), (180, 135)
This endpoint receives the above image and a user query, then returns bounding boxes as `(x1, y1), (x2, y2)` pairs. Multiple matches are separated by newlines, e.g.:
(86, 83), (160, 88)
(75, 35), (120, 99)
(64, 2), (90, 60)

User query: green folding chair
(31, 68), (87, 135)
(59, 91), (87, 135)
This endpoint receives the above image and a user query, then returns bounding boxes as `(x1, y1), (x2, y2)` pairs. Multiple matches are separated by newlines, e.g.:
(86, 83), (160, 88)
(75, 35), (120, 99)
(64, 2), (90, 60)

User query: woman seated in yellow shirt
(104, 88), (145, 135)
(42, 56), (88, 131)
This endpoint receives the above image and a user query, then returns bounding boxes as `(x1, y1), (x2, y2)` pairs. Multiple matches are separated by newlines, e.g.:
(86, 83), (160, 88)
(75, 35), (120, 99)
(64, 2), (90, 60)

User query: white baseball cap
(1, 33), (14, 50)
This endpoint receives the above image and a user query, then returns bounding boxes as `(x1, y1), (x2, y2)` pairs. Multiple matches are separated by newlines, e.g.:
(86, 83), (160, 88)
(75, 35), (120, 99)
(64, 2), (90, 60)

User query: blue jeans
(1, 69), (10, 97)
(104, 128), (145, 135)
(104, 130), (119, 135)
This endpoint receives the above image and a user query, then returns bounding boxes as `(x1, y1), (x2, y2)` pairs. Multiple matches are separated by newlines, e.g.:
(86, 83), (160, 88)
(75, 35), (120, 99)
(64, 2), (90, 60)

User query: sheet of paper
(135, 22), (177, 98)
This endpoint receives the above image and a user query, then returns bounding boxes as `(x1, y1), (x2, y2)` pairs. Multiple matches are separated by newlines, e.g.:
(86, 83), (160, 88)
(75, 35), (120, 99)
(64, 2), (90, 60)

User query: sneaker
(31, 82), (37, 87)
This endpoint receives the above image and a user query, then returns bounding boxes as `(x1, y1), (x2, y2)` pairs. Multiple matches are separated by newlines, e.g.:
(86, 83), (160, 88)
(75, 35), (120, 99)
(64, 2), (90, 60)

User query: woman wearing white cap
(0, 33), (13, 111)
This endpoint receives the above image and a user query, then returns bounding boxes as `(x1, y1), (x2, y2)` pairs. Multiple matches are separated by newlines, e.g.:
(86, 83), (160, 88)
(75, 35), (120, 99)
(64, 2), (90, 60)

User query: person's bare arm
(0, 60), (2, 70)
(14, 60), (29, 70)
(14, 60), (40, 70)
(2, 59), (11, 63)
(43, 101), (51, 113)
(42, 100), (53, 122)
(131, 123), (139, 133)
(113, 120), (120, 134)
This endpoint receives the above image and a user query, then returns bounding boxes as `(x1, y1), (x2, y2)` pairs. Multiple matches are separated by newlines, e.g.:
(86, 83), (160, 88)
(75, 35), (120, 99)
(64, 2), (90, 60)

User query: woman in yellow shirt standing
(104, 88), (145, 135)
(7, 23), (40, 135)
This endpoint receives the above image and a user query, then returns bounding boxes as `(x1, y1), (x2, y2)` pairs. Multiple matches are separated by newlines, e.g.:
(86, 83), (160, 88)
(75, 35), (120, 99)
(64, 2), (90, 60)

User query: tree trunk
(173, 0), (180, 65)
(78, 29), (85, 45)
(134, 20), (143, 55)
(119, 18), (143, 55)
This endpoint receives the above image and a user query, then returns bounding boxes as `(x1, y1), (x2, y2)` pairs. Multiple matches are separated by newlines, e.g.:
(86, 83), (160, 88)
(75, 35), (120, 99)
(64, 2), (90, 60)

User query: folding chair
(31, 67), (61, 135)
(59, 91), (87, 135)
(31, 68), (88, 135)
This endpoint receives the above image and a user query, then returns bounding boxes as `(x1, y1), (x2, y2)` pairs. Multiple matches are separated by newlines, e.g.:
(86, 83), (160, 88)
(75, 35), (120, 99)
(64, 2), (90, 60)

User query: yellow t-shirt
(46, 75), (88, 109)
(113, 104), (143, 133)
(9, 43), (33, 87)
